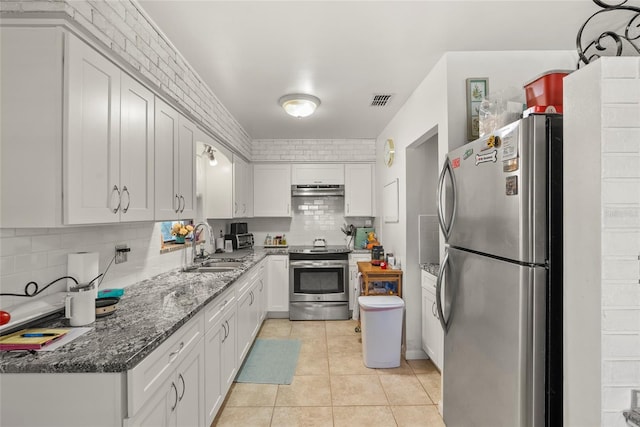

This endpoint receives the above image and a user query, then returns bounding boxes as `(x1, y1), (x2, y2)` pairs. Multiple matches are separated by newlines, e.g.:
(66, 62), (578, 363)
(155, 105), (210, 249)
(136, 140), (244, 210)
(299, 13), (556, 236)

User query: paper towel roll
(67, 252), (99, 292)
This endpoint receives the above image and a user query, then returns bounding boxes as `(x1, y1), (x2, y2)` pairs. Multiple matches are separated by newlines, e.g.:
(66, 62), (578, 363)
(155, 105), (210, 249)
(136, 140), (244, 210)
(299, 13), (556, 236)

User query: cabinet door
(129, 376), (173, 427)
(175, 339), (205, 427)
(232, 156), (245, 217)
(345, 164), (374, 217)
(221, 306), (237, 395)
(65, 32), (121, 224)
(120, 73), (154, 221)
(422, 288), (441, 369)
(253, 164), (291, 217)
(177, 116), (196, 219)
(237, 283), (257, 363)
(267, 255), (289, 312)
(291, 163), (344, 185)
(204, 320), (223, 425)
(155, 98), (180, 220)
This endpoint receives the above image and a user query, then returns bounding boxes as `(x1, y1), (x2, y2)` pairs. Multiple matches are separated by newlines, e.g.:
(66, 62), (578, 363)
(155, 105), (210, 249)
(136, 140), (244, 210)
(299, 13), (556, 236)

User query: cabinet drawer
(127, 313), (204, 417)
(204, 287), (236, 333)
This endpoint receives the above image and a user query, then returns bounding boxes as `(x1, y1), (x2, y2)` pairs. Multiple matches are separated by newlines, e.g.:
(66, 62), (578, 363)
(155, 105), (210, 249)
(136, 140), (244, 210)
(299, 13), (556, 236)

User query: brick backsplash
(0, 0), (252, 159)
(252, 139), (376, 162)
(599, 57), (640, 423)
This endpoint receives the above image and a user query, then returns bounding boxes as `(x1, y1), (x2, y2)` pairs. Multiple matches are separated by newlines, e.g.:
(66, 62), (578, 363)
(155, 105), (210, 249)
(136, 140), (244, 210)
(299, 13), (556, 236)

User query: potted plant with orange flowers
(171, 222), (194, 244)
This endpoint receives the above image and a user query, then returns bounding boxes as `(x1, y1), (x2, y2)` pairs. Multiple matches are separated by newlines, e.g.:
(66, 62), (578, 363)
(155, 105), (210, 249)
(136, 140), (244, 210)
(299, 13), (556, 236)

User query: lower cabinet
(204, 296), (237, 425)
(129, 333), (205, 427)
(421, 271), (443, 371)
(267, 254), (289, 315)
(237, 278), (259, 363)
(349, 252), (371, 312)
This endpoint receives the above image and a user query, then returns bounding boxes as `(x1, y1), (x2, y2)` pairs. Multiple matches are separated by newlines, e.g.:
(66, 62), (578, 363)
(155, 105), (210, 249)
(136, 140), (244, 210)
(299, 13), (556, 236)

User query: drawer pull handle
(169, 341), (185, 360)
(178, 374), (186, 401)
(222, 321), (228, 343)
(170, 382), (178, 411)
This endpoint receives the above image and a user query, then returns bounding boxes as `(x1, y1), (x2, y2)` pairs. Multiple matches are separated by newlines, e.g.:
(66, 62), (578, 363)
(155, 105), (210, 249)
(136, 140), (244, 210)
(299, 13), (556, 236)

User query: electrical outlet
(115, 244), (129, 264)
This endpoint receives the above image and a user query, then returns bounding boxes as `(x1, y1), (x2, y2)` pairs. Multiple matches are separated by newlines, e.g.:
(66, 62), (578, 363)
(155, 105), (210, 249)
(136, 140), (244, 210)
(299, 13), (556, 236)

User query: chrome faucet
(192, 222), (214, 265)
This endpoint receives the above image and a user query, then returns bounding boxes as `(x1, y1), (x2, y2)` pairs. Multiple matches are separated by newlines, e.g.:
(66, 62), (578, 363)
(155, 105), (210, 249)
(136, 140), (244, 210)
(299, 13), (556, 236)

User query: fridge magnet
(466, 77), (489, 141)
(475, 150), (497, 166)
(463, 148), (474, 160)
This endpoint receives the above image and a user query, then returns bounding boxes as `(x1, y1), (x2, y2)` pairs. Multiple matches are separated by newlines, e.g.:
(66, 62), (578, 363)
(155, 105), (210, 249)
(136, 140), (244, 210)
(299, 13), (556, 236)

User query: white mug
(65, 283), (96, 326)
(224, 240), (233, 252)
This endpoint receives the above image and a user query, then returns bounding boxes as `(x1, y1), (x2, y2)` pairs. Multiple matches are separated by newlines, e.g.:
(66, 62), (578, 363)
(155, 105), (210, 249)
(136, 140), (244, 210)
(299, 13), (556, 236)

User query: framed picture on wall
(466, 77), (489, 141)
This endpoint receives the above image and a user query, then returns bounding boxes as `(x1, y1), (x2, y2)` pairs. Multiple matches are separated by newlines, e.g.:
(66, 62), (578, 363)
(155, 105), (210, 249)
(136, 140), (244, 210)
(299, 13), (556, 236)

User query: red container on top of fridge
(523, 70), (572, 108)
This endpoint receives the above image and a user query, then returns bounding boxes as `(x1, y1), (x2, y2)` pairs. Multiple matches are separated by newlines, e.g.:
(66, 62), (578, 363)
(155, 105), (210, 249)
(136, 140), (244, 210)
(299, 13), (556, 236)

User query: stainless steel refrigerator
(436, 114), (562, 426)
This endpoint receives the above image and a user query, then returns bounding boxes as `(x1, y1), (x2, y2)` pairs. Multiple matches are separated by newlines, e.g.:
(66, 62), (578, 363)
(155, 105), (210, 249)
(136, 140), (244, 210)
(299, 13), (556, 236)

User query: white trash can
(358, 295), (405, 368)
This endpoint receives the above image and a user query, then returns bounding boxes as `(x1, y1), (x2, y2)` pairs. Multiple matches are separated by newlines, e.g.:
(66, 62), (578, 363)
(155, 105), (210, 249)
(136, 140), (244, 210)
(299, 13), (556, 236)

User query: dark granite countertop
(420, 263), (440, 276)
(0, 249), (270, 374)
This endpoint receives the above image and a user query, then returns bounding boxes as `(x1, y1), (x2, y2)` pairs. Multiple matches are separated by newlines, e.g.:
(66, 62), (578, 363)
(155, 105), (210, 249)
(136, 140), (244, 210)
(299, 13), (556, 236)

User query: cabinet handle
(111, 185), (121, 214)
(225, 320), (230, 339)
(347, 203), (350, 214)
(250, 291), (254, 305)
(121, 186), (131, 213)
(170, 382), (178, 412)
(222, 321), (228, 343)
(174, 194), (181, 213)
(242, 203), (246, 214)
(178, 373), (186, 401)
(169, 341), (184, 361)
(259, 279), (264, 292)
(179, 195), (185, 213)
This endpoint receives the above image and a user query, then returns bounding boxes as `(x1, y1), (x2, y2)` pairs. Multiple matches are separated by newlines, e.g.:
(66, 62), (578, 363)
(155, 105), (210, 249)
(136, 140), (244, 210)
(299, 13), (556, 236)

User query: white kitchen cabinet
(127, 314), (205, 427)
(201, 133), (234, 219)
(267, 255), (289, 315)
(344, 164), (374, 217)
(1, 28), (155, 226)
(421, 271), (443, 370)
(253, 164), (291, 217)
(233, 155), (253, 218)
(236, 270), (260, 363)
(204, 287), (237, 425)
(349, 252), (371, 311)
(291, 163), (344, 185)
(155, 97), (196, 220)
(129, 337), (205, 427)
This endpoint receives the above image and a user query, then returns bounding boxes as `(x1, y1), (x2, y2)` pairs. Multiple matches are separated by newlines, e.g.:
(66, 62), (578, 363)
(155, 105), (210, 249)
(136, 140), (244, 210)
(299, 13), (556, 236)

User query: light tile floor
(212, 319), (444, 426)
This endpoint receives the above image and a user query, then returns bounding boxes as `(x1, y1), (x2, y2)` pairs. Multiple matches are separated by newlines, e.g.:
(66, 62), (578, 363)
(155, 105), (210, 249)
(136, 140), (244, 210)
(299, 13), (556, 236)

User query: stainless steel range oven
(289, 247), (350, 320)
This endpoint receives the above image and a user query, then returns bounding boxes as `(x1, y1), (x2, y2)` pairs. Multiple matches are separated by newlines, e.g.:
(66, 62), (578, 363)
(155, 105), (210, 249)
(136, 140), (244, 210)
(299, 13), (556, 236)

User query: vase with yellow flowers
(171, 222), (194, 244)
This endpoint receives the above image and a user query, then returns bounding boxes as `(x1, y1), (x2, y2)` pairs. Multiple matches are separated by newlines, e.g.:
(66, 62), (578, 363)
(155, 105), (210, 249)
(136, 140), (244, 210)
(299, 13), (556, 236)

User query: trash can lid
(358, 295), (405, 310)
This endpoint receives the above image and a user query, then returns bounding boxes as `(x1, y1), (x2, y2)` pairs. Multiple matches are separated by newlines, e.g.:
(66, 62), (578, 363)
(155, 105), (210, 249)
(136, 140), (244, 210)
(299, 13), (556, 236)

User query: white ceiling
(137, 1), (599, 140)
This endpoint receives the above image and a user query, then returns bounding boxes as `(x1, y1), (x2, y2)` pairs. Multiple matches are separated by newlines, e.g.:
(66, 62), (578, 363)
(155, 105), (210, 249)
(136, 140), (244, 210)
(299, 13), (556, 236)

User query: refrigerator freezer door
(443, 116), (549, 264)
(442, 247), (546, 427)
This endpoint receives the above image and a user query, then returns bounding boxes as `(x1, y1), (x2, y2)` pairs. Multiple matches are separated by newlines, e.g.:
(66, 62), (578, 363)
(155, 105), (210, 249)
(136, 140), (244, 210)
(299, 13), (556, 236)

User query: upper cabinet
(291, 163), (344, 185)
(232, 156), (253, 218)
(253, 164), (291, 217)
(202, 141), (234, 220)
(154, 98), (196, 221)
(344, 164), (375, 217)
(1, 28), (156, 227)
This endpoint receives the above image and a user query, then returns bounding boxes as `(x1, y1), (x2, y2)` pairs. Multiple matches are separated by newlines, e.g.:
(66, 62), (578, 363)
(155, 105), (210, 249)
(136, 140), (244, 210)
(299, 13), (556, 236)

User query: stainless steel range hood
(291, 184), (345, 197)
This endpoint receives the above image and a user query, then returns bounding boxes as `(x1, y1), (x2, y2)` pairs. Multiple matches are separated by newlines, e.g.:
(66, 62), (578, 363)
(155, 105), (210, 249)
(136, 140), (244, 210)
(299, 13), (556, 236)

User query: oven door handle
(289, 260), (348, 268)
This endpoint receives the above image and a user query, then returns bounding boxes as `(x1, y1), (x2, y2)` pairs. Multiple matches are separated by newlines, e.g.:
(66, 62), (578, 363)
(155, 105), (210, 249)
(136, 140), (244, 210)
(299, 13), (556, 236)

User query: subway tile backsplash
(0, 223), (187, 309)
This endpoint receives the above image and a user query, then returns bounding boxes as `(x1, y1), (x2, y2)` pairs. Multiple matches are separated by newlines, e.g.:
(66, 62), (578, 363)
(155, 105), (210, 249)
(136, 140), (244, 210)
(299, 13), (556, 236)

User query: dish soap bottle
(265, 234), (271, 246)
(281, 234), (287, 246)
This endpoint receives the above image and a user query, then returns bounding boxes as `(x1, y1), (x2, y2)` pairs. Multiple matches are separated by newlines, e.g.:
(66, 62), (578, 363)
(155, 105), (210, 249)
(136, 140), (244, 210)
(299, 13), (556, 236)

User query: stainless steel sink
(183, 261), (244, 273)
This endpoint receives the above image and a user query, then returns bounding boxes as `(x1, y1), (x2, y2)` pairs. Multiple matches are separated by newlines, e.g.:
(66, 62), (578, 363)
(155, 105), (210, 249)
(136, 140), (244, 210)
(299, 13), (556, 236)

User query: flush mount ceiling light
(203, 145), (217, 166)
(278, 93), (321, 118)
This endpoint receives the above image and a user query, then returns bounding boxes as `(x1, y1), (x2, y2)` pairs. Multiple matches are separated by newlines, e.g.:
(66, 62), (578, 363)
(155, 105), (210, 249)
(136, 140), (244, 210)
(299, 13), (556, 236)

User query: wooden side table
(357, 261), (403, 297)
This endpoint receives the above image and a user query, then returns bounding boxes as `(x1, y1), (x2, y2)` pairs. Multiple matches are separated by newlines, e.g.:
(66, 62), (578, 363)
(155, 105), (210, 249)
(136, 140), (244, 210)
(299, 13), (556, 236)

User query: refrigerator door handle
(437, 157), (457, 241)
(436, 250), (450, 333)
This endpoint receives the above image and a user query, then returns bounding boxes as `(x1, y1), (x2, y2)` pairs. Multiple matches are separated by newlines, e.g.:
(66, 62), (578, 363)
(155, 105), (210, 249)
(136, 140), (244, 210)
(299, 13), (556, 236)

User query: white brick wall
(0, 0), (252, 158)
(252, 139), (376, 162)
(600, 57), (640, 426)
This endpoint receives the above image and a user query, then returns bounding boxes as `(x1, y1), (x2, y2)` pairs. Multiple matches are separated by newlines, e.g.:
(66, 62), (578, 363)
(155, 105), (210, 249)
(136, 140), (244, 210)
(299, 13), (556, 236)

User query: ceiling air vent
(370, 94), (393, 107)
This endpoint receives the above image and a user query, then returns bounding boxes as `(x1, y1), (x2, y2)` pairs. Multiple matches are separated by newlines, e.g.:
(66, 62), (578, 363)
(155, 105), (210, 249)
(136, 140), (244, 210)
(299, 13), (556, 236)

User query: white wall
(564, 57), (640, 427)
(374, 50), (578, 358)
